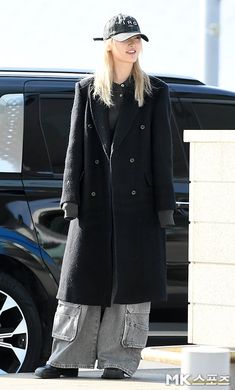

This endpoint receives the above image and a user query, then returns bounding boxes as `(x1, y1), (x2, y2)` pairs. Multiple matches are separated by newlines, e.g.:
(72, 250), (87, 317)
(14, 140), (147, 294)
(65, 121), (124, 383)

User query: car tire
(0, 272), (42, 374)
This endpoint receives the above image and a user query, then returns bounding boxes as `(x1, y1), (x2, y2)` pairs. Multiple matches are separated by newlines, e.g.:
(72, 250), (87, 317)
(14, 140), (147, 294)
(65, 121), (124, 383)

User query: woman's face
(109, 35), (142, 65)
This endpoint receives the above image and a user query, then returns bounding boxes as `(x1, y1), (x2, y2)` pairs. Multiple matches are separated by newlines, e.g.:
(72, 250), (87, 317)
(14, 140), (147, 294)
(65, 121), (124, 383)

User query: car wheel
(0, 272), (42, 374)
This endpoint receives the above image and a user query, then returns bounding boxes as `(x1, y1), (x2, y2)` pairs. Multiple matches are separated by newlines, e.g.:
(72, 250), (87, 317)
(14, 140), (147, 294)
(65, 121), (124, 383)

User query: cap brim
(93, 32), (149, 42)
(113, 32), (149, 42)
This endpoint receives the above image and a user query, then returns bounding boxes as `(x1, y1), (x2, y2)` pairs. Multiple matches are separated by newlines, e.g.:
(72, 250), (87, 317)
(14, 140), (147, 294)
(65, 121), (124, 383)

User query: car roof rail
(0, 68), (205, 85)
(0, 67), (93, 74)
(150, 73), (205, 85)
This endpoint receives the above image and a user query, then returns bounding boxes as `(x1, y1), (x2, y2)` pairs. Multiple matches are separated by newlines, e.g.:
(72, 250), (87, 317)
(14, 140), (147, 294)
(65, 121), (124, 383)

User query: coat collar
(89, 80), (139, 159)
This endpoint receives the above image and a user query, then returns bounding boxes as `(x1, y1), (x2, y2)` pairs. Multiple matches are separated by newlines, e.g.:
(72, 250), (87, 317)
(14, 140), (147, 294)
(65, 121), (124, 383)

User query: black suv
(0, 69), (235, 374)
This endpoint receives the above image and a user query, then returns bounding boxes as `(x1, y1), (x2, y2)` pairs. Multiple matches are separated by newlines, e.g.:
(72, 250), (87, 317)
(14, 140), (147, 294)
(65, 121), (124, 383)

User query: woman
(35, 13), (175, 380)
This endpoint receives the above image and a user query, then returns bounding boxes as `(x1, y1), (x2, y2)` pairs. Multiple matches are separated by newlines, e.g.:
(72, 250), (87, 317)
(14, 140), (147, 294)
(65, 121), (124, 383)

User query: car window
(171, 103), (189, 179)
(39, 94), (74, 174)
(172, 101), (200, 170)
(192, 100), (235, 129)
(23, 94), (52, 175)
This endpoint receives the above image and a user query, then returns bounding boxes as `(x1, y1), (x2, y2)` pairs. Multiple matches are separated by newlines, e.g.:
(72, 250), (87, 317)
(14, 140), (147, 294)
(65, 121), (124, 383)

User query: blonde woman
(35, 13), (175, 380)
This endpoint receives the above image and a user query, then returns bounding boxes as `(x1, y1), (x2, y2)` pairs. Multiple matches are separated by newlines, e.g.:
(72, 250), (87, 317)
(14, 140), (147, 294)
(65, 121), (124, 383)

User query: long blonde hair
(93, 39), (152, 107)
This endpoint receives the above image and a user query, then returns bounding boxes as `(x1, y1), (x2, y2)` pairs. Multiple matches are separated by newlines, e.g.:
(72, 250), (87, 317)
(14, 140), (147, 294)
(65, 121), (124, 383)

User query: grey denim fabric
(47, 300), (151, 376)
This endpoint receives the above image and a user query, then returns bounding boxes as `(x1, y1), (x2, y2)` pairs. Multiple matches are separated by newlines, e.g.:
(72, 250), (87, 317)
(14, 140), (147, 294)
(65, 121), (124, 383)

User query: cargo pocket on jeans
(52, 301), (81, 342)
(121, 303), (150, 349)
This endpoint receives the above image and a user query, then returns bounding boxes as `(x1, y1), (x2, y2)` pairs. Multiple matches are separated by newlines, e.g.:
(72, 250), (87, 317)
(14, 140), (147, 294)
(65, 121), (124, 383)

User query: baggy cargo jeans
(47, 298), (151, 376)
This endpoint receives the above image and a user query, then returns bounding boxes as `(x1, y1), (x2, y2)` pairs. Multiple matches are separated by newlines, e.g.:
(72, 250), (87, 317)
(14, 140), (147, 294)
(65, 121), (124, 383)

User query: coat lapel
(112, 87), (139, 153)
(89, 85), (111, 159)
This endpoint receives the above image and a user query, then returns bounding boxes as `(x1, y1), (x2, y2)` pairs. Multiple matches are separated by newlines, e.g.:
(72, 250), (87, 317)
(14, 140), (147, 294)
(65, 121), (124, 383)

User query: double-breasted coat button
(130, 158), (135, 163)
(119, 93), (123, 97)
(94, 159), (100, 165)
(140, 124), (145, 130)
(91, 192), (96, 197)
(131, 190), (136, 195)
(88, 124), (93, 128)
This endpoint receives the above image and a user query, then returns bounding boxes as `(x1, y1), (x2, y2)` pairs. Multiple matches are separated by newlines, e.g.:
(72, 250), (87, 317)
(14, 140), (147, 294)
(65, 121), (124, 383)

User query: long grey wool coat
(57, 75), (175, 307)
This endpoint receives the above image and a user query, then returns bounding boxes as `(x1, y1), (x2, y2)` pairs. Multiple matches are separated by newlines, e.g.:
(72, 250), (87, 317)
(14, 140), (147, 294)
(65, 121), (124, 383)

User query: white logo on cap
(115, 15), (138, 26)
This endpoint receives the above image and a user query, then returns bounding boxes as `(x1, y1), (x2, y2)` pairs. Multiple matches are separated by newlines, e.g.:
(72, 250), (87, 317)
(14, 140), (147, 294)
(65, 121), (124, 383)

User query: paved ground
(0, 360), (180, 390)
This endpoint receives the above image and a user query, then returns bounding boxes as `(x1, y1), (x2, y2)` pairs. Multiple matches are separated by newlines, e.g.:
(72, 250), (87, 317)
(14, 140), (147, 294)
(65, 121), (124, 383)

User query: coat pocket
(52, 301), (81, 342)
(121, 303), (150, 349)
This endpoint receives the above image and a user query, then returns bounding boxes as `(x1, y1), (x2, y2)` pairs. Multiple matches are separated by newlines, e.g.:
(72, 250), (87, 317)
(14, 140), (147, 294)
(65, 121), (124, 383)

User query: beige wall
(184, 130), (235, 347)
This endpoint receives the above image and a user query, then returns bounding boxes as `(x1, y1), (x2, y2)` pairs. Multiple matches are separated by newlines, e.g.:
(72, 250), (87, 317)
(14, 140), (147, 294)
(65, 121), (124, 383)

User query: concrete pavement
(0, 360), (180, 390)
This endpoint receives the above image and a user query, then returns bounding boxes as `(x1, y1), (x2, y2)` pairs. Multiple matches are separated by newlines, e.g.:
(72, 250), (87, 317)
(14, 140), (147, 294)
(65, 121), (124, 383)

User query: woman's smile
(126, 50), (136, 54)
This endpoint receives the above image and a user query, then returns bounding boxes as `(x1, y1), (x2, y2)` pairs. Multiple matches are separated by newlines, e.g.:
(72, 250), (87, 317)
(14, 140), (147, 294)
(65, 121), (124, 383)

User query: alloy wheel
(0, 290), (28, 374)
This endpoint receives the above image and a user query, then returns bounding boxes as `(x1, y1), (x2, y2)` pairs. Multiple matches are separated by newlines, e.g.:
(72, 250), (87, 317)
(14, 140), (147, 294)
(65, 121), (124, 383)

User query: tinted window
(192, 101), (235, 129)
(40, 95), (73, 174)
(23, 94), (52, 174)
(172, 101), (200, 171)
(171, 105), (188, 179)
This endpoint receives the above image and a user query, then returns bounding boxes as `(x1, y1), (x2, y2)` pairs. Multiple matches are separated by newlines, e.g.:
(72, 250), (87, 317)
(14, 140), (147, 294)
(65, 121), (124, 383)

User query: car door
(22, 79), (77, 281)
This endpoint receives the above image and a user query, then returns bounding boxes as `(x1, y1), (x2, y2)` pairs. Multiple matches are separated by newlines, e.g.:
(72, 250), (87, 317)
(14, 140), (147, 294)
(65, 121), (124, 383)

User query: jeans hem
(98, 362), (136, 377)
(49, 362), (95, 369)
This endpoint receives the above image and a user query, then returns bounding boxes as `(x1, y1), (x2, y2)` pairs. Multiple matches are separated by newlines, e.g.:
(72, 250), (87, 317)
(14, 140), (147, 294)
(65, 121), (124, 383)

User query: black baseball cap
(93, 14), (149, 42)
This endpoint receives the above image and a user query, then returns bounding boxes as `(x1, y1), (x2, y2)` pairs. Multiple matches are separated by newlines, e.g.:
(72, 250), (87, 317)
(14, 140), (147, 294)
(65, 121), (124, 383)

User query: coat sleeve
(152, 83), (176, 211)
(62, 202), (79, 220)
(158, 209), (175, 227)
(60, 81), (84, 208)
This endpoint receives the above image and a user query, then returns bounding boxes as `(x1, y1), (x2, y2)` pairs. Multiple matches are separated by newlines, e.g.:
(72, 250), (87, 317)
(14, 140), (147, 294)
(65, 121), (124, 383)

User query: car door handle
(176, 201), (189, 217)
(176, 201), (189, 208)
